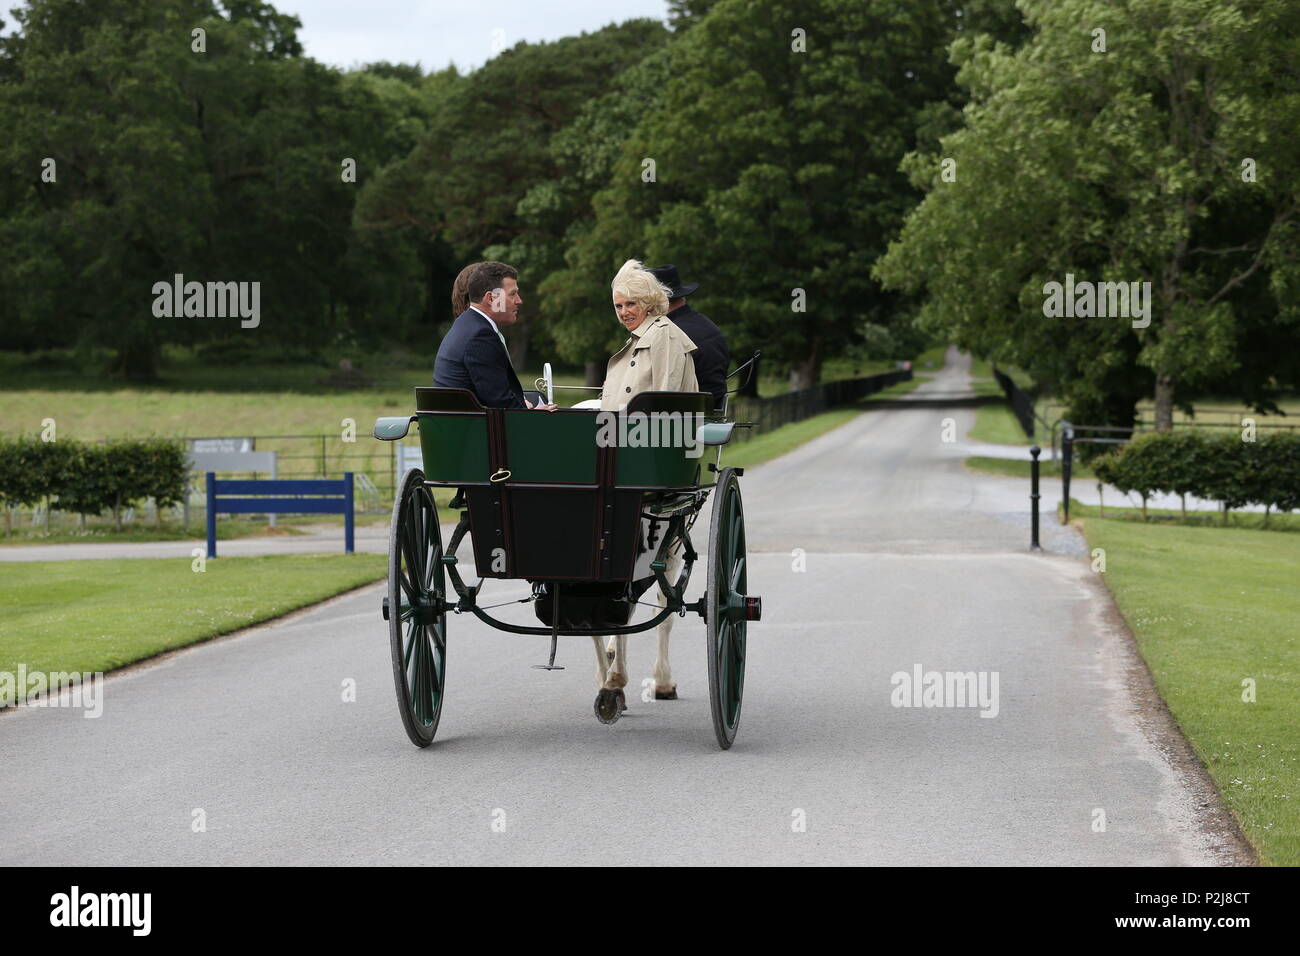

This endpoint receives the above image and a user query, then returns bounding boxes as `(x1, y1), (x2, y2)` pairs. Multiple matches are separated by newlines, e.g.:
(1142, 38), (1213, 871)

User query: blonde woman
(599, 258), (700, 411)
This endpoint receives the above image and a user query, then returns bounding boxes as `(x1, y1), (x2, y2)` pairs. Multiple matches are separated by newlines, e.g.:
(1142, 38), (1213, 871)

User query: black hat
(648, 264), (699, 299)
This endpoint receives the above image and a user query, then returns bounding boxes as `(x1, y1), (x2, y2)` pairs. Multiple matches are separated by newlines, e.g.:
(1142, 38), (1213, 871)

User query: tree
(355, 20), (671, 367)
(571, 0), (968, 389)
(876, 0), (1300, 430)
(0, 0), (427, 375)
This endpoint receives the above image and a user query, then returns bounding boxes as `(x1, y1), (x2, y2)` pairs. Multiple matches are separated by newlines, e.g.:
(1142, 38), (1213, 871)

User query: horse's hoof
(594, 689), (622, 724)
(617, 689), (627, 712)
(655, 687), (678, 700)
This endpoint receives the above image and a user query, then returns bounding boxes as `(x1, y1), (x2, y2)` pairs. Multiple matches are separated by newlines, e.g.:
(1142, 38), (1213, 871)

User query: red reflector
(744, 597), (762, 621)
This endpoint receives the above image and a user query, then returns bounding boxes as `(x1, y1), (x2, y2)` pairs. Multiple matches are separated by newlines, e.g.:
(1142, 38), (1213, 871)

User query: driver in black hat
(647, 264), (730, 411)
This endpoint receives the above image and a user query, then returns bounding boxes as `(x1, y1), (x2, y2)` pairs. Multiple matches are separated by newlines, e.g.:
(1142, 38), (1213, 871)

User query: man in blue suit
(434, 261), (554, 410)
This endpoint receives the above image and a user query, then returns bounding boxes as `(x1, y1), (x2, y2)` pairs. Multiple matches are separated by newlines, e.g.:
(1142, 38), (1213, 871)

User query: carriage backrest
(414, 387), (489, 484)
(614, 391), (710, 488)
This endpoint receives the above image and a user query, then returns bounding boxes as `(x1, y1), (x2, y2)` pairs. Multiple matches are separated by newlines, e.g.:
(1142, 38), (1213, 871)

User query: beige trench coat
(600, 313), (700, 411)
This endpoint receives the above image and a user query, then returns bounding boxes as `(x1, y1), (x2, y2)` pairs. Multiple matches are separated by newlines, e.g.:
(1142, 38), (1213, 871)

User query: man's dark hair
(467, 261), (518, 304)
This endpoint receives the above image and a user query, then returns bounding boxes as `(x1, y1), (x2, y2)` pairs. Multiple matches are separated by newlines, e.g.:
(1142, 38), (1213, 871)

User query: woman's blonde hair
(612, 259), (671, 318)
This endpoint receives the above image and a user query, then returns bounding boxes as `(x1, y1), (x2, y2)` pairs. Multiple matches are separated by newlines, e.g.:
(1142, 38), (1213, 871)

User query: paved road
(0, 349), (1248, 865)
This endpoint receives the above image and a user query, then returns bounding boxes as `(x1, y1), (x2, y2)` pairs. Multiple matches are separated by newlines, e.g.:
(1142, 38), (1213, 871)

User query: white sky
(274, 0), (673, 73)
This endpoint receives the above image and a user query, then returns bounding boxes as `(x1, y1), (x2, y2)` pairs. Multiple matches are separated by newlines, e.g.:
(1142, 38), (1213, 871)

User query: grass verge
(968, 402), (1034, 446)
(0, 553), (385, 707)
(1065, 500), (1300, 532)
(964, 455), (1093, 480)
(1074, 515), (1300, 864)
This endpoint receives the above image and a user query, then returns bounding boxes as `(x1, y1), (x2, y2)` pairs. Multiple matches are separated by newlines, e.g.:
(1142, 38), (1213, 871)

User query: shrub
(0, 436), (191, 530)
(1089, 429), (1299, 523)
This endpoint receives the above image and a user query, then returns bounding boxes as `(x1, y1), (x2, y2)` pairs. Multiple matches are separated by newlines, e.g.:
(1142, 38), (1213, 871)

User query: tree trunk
(1153, 374), (1175, 432)
(114, 340), (160, 382)
(1097, 483), (1104, 518)
(1141, 494), (1148, 520)
(584, 361), (603, 387)
(789, 355), (820, 392)
(1180, 493), (1186, 521)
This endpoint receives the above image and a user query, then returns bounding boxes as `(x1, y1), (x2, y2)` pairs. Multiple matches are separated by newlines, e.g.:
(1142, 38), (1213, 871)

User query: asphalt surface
(0, 349), (1248, 865)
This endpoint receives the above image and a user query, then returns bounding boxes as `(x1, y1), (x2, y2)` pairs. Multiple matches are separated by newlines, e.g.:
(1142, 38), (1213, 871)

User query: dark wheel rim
(388, 469), (446, 747)
(707, 469), (747, 749)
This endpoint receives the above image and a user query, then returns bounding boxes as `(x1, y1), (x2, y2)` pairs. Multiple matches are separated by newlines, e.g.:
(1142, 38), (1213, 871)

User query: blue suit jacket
(433, 309), (526, 409)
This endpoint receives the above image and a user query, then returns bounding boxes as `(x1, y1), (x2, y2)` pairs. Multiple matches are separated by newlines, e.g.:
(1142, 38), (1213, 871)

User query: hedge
(1092, 430), (1300, 523)
(0, 436), (189, 531)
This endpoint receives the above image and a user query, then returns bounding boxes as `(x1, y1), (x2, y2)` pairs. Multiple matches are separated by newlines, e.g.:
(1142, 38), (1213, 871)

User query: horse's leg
(591, 635), (608, 689)
(605, 635), (628, 691)
(652, 551), (682, 699)
(594, 635), (628, 723)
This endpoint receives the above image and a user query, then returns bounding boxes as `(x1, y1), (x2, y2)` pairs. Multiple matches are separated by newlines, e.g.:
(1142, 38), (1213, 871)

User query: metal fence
(992, 365), (1050, 441)
(728, 369), (912, 441)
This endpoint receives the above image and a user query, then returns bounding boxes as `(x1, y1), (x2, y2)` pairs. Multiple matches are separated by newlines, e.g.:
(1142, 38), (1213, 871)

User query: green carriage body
(380, 387), (715, 583)
(373, 385), (756, 750)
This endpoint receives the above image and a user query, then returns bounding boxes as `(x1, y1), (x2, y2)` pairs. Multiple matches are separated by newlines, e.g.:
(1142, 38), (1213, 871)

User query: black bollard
(1029, 445), (1042, 550)
(1061, 423), (1073, 524)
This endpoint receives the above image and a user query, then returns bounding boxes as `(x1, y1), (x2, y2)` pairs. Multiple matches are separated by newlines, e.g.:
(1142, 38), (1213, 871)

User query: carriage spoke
(400, 530), (420, 592)
(399, 567), (419, 605)
(403, 499), (424, 580)
(423, 535), (439, 590)
(411, 625), (429, 723)
(431, 641), (444, 695)
(403, 621), (417, 669)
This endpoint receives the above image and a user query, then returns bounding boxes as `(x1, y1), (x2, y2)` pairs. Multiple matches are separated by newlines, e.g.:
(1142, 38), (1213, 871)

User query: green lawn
(1065, 500), (1300, 532)
(967, 403), (1034, 445)
(963, 455), (1091, 480)
(0, 553), (385, 707)
(1075, 515), (1300, 864)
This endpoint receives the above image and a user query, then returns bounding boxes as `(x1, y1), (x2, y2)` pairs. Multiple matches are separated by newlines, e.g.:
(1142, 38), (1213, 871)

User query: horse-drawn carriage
(372, 368), (761, 750)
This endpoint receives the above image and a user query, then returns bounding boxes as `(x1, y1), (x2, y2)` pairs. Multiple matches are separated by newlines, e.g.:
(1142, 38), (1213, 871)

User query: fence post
(1030, 445), (1042, 550)
(344, 472), (355, 554)
(1061, 423), (1074, 524)
(205, 472), (217, 559)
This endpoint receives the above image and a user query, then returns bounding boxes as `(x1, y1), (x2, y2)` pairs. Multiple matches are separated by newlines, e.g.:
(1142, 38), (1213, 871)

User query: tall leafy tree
(354, 19), (671, 368)
(876, 0), (1300, 428)
(0, 0), (429, 376)
(565, 0), (967, 389)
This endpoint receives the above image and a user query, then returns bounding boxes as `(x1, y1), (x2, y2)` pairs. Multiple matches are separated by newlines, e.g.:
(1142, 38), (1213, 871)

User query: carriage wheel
(386, 468), (447, 748)
(706, 468), (752, 749)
